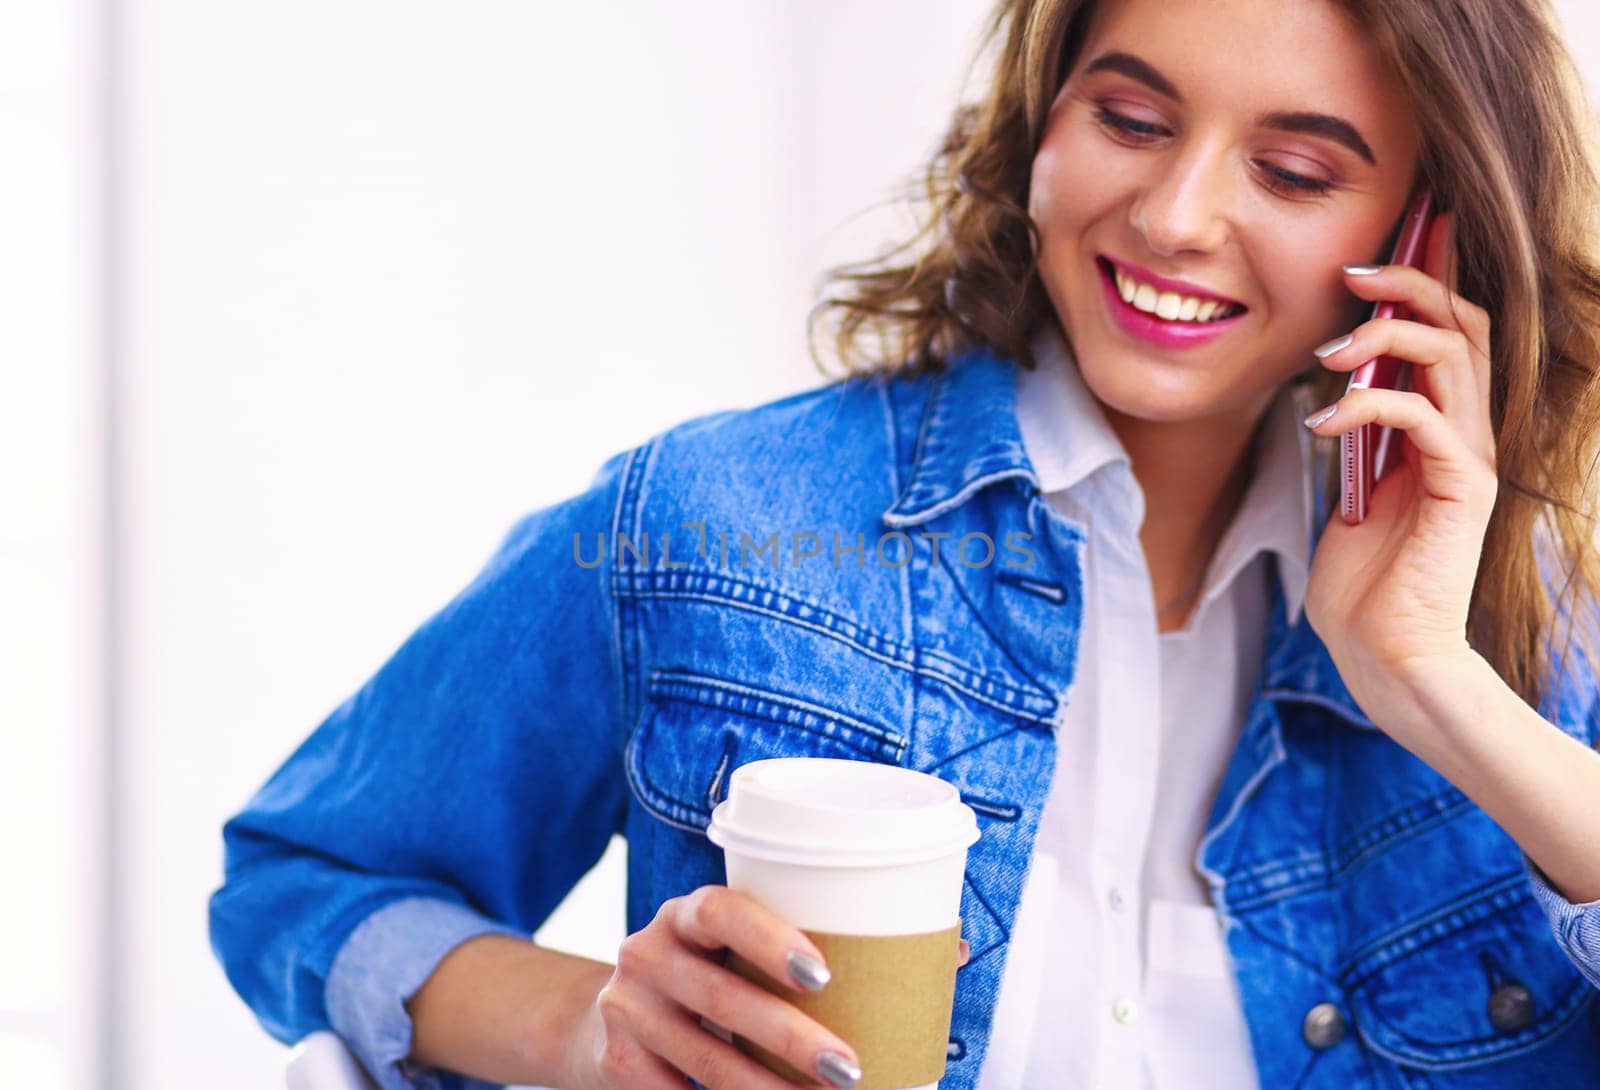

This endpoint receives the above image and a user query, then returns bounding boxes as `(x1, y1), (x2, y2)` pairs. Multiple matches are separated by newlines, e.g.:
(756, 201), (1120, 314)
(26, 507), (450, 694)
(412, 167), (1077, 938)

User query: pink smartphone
(1339, 186), (1437, 524)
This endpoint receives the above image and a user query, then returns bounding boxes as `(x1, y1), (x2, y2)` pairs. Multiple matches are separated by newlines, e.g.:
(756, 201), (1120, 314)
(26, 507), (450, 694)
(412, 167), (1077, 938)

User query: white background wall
(6, 2), (1600, 1088)
(119, 3), (988, 1088)
(2, 0), (109, 1086)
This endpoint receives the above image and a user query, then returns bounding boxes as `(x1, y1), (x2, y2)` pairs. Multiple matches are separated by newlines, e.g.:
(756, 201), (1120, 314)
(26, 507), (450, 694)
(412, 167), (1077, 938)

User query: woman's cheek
(1262, 249), (1355, 336)
(1031, 130), (1120, 224)
(1027, 145), (1074, 227)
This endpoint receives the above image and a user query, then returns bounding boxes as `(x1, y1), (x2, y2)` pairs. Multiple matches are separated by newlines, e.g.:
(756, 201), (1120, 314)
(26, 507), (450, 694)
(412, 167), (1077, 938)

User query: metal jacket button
(1302, 1002), (1345, 1049)
(1488, 983), (1535, 1032)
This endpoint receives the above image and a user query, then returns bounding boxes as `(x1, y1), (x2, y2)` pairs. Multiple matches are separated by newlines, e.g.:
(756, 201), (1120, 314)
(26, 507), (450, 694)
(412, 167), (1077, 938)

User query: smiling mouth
(1095, 257), (1246, 324)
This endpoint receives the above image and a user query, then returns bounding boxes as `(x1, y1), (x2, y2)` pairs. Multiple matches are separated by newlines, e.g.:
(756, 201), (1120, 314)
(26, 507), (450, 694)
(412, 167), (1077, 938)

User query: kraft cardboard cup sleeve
(706, 757), (980, 1090)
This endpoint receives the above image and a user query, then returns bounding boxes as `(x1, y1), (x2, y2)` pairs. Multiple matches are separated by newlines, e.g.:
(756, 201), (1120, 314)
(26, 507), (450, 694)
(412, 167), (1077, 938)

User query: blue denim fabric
(325, 898), (524, 1090)
(210, 345), (1600, 1089)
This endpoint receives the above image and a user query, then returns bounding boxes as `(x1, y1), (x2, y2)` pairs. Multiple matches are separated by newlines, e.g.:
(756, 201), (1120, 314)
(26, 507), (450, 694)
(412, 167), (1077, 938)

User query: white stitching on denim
(647, 669), (907, 759)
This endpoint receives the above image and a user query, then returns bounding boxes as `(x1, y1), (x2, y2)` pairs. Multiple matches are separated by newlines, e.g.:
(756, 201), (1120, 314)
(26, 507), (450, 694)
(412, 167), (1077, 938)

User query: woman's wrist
(1369, 646), (1600, 905)
(405, 932), (614, 1088)
(1336, 641), (1483, 751)
(1383, 647), (1503, 773)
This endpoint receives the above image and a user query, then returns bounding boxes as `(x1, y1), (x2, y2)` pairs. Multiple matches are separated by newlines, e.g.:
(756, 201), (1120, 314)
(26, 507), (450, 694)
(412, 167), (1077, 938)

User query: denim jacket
(209, 345), (1600, 1090)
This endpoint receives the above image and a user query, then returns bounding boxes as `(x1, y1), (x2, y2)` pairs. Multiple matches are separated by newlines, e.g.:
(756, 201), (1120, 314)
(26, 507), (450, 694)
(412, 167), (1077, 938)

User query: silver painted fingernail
(787, 950), (830, 991)
(1304, 403), (1339, 429)
(1343, 263), (1383, 275)
(817, 1049), (862, 1088)
(1313, 333), (1353, 359)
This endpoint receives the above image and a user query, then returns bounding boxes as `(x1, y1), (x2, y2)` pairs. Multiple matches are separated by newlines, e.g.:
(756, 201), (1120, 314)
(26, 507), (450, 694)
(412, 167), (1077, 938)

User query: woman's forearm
(405, 933), (615, 1087)
(1388, 649), (1600, 905)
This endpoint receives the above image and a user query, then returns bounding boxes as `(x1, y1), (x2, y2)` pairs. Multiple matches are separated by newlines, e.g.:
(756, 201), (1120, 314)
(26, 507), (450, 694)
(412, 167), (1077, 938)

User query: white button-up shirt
(975, 324), (1317, 1090)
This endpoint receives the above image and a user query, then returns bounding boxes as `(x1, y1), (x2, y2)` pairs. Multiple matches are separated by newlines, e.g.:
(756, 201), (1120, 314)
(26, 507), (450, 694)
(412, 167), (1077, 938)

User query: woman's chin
(1077, 362), (1238, 426)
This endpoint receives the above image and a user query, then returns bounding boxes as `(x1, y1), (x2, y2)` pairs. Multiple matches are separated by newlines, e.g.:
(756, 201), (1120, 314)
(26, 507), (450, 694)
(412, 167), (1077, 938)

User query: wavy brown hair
(806, 0), (1600, 715)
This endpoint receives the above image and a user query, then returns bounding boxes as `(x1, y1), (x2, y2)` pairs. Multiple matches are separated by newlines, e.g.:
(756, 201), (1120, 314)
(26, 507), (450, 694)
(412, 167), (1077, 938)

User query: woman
(209, 0), (1600, 1087)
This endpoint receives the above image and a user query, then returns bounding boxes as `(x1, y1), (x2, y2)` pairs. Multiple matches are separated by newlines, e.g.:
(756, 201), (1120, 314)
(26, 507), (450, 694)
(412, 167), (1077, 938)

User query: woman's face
(1029, 0), (1423, 428)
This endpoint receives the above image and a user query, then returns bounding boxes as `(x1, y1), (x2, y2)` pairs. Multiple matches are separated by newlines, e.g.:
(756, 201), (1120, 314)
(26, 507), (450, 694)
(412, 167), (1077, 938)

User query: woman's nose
(1129, 149), (1232, 256)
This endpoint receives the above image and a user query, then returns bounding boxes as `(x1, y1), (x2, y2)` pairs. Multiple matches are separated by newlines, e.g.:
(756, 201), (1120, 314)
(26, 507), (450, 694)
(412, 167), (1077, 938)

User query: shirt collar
(1014, 324), (1314, 627)
(1014, 324), (1129, 498)
(877, 331), (1370, 728)
(1199, 365), (1317, 629)
(879, 345), (1036, 528)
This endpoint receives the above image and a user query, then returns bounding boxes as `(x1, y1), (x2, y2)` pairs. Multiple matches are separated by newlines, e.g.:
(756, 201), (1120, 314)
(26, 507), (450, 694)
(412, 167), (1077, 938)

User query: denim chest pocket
(1344, 879), (1598, 1080)
(623, 668), (909, 837)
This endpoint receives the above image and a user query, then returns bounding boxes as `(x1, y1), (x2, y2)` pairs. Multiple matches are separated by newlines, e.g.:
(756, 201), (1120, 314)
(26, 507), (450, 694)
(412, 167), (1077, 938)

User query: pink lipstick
(1096, 256), (1247, 350)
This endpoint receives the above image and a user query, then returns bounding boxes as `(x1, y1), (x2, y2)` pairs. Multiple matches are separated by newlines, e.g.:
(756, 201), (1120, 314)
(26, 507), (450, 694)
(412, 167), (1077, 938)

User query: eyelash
(1091, 106), (1334, 197)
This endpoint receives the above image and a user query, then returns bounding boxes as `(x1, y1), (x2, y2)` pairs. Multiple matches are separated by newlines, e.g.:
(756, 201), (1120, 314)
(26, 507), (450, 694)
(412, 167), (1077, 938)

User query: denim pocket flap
(1345, 883), (1595, 1070)
(624, 668), (908, 836)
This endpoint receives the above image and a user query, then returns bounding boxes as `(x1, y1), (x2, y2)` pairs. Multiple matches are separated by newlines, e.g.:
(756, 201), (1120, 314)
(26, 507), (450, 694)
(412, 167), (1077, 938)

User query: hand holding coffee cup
(562, 882), (866, 1089)
(707, 757), (981, 1090)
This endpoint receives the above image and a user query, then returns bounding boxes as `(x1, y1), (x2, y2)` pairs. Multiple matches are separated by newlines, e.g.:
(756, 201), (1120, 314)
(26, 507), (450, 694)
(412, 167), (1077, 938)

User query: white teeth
(1111, 264), (1238, 322)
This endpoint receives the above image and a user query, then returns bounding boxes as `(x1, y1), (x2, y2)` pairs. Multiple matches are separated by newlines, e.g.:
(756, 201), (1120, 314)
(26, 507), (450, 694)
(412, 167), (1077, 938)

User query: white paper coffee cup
(707, 757), (980, 1090)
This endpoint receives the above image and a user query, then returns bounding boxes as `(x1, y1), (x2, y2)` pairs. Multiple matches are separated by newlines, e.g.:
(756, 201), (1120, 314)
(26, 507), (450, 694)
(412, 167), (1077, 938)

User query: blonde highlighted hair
(807, 0), (1600, 714)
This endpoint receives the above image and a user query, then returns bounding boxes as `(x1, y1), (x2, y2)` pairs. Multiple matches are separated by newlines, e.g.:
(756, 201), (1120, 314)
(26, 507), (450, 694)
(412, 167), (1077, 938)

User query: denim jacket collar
(1258, 567), (1379, 731)
(880, 347), (1037, 528)
(879, 343), (1383, 732)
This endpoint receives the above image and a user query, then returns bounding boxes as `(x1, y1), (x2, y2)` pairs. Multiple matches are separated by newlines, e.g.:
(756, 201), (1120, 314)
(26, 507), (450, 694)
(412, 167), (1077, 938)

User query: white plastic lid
(706, 757), (980, 868)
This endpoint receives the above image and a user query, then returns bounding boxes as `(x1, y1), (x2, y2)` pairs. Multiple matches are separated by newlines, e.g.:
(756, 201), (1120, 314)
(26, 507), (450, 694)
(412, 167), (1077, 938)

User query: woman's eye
(1092, 105), (1335, 199)
(1256, 161), (1334, 196)
(1093, 106), (1167, 140)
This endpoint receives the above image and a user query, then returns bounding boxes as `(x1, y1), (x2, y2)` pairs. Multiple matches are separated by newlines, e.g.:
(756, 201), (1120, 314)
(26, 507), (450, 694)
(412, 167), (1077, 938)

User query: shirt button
(1108, 887), (1127, 913)
(1301, 1002), (1346, 1049)
(1111, 997), (1138, 1025)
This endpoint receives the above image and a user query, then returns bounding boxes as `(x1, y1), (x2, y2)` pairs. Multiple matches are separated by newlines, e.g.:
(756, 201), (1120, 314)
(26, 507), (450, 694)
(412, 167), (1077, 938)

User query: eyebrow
(1081, 50), (1378, 166)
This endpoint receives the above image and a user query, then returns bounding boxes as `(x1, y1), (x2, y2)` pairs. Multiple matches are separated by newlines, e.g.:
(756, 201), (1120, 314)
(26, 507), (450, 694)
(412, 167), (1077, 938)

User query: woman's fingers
(604, 981), (813, 1090)
(1341, 259), (1488, 355)
(591, 883), (889, 1089)
(635, 930), (859, 1084)
(1304, 387), (1497, 510)
(585, 1004), (696, 1090)
(651, 886), (862, 1086)
(671, 886), (830, 994)
(1338, 261), (1492, 404)
(1313, 314), (1494, 468)
(1315, 318), (1467, 400)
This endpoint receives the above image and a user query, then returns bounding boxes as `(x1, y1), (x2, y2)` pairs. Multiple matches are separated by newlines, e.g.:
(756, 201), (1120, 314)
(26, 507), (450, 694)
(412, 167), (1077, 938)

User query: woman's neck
(1102, 397), (1270, 634)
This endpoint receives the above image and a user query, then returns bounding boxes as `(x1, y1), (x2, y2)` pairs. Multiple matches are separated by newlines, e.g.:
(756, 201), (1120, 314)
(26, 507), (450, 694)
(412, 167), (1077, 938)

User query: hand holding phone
(1339, 187), (1437, 524)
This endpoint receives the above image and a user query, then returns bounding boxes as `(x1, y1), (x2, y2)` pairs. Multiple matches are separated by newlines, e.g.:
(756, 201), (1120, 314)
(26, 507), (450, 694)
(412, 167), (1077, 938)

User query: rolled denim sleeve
(208, 448), (637, 1086)
(324, 897), (527, 1090)
(1524, 593), (1600, 991)
(1522, 852), (1600, 989)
